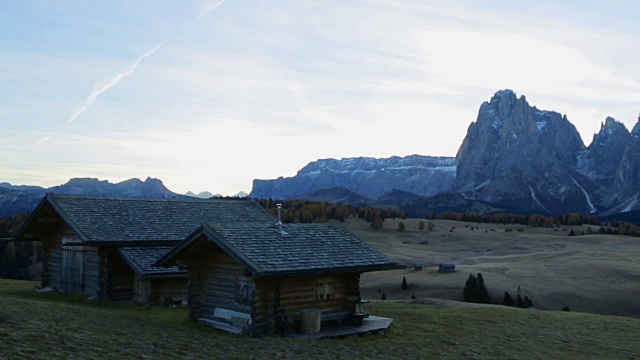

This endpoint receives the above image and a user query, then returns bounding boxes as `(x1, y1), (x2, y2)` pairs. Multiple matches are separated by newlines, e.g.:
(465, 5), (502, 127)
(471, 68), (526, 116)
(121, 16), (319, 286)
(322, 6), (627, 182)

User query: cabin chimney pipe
(276, 204), (283, 233)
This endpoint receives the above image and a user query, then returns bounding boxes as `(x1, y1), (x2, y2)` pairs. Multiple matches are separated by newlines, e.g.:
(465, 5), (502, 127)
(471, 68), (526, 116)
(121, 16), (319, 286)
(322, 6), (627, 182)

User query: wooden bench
(199, 308), (251, 335)
(321, 310), (353, 322)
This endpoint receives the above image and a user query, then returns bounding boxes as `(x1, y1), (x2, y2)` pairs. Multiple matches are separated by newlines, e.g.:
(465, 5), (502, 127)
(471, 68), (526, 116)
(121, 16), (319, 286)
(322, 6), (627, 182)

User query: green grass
(1, 279), (639, 359)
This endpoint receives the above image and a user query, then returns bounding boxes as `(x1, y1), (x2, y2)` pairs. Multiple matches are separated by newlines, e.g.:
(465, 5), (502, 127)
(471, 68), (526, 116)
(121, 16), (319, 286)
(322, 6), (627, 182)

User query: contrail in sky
(67, 42), (164, 124)
(198, 0), (225, 19)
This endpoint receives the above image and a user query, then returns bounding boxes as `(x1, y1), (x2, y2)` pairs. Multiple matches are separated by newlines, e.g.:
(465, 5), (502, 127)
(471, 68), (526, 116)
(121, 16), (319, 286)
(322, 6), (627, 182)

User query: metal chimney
(276, 204), (283, 233)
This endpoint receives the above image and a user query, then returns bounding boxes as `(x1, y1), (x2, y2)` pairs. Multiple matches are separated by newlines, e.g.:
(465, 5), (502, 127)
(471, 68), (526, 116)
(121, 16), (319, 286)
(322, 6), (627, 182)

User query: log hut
(157, 218), (403, 336)
(12, 194), (274, 303)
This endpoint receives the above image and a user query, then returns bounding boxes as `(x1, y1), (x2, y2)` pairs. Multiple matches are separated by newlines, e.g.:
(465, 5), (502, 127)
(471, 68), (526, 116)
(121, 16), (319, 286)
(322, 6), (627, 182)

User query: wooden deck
(287, 316), (393, 339)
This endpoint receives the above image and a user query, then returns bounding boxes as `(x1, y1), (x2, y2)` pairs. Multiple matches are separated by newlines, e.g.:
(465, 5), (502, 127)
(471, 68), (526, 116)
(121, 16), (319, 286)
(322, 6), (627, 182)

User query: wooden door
(61, 237), (85, 293)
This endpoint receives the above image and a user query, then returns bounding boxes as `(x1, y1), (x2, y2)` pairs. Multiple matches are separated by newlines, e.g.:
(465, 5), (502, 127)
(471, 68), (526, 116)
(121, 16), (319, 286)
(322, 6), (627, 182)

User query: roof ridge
(47, 193), (254, 203)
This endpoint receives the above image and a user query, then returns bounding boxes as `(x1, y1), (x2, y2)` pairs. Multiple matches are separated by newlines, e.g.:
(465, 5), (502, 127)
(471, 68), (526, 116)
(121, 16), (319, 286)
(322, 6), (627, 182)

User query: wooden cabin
(438, 263), (456, 273)
(12, 194), (275, 304)
(158, 222), (403, 336)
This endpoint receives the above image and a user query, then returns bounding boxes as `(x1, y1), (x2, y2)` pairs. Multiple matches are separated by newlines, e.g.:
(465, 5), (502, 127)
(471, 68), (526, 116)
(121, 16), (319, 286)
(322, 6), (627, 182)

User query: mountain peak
(491, 89), (517, 101)
(632, 121), (640, 140)
(596, 116), (628, 137)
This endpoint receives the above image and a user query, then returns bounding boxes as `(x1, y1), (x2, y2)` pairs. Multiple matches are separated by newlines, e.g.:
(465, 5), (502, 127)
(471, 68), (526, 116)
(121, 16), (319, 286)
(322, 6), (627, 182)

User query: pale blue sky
(1, 0), (639, 195)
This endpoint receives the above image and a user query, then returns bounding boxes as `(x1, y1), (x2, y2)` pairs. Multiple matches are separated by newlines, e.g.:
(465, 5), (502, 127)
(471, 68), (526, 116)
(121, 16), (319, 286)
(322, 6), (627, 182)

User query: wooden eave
(156, 225), (262, 276)
(116, 247), (187, 279)
(12, 193), (89, 243)
(253, 263), (406, 279)
(62, 240), (182, 247)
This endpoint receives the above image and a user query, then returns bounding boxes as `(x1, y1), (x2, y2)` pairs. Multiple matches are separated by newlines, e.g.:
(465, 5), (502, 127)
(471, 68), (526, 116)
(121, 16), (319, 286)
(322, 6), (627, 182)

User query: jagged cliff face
(610, 120), (640, 209)
(250, 155), (456, 200)
(454, 90), (593, 214)
(576, 117), (630, 195)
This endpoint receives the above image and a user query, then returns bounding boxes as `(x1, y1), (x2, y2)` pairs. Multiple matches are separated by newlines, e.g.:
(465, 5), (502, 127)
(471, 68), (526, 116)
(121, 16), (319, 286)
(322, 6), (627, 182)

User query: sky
(1, 0), (639, 196)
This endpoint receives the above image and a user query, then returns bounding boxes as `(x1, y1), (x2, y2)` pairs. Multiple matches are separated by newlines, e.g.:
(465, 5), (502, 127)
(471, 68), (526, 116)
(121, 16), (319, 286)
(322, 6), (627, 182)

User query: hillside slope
(1, 280), (639, 359)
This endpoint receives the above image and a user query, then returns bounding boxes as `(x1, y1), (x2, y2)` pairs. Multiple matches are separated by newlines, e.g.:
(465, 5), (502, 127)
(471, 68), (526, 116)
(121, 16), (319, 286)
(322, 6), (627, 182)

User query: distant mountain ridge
(251, 155), (456, 200)
(0, 177), (185, 217)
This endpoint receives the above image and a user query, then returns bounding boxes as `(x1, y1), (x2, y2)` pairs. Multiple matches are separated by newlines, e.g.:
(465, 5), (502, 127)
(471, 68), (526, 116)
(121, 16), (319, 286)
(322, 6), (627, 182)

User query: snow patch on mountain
(535, 120), (547, 132)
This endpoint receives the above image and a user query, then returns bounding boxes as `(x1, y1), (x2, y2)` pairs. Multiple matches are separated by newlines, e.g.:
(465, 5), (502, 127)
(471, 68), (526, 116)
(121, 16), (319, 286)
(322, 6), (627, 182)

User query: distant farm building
(438, 264), (456, 273)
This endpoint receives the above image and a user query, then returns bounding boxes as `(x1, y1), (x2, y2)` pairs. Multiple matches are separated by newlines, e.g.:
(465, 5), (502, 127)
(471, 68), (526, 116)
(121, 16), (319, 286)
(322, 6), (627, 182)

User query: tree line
(441, 211), (640, 237)
(0, 212), (41, 280)
(463, 273), (534, 309)
(442, 212), (600, 227)
(254, 198), (405, 229)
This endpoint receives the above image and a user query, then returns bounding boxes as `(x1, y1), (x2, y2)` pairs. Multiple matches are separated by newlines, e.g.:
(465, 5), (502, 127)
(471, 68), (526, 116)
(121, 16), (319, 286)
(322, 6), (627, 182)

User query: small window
(236, 280), (254, 305)
(315, 281), (334, 301)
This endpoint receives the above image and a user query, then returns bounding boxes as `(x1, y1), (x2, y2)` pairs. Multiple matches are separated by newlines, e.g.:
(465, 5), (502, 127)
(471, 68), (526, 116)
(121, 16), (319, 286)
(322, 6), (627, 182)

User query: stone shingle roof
(160, 222), (403, 277)
(118, 246), (186, 278)
(44, 194), (274, 244)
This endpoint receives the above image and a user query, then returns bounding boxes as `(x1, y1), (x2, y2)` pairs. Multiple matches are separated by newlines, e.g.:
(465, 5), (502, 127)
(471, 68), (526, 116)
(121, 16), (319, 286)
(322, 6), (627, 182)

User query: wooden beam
(37, 217), (61, 224)
(21, 233), (43, 240)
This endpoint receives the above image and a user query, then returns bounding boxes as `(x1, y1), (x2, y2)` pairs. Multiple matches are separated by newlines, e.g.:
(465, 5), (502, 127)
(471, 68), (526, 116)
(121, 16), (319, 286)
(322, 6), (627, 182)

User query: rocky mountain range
(0, 177), (185, 218)
(251, 155), (456, 200)
(250, 89), (640, 218)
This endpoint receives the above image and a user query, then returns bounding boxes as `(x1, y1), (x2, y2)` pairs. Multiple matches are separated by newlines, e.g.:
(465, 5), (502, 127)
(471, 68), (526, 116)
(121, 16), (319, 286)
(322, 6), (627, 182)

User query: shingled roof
(158, 222), (403, 277)
(118, 246), (186, 278)
(15, 194), (275, 245)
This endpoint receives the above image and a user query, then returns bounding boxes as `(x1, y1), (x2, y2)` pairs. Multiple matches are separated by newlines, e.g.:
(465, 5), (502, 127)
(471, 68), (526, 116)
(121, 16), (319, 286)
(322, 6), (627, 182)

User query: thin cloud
(67, 42), (164, 124)
(198, 0), (225, 19)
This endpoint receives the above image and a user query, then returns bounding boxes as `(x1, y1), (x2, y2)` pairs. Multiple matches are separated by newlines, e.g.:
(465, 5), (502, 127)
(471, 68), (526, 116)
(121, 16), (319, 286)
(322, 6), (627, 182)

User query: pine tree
(524, 296), (534, 308)
(476, 272), (491, 304)
(463, 274), (477, 302)
(516, 294), (524, 308)
(401, 276), (409, 291)
(418, 221), (425, 230)
(503, 291), (514, 307)
(398, 221), (406, 232)
(381, 292), (387, 300)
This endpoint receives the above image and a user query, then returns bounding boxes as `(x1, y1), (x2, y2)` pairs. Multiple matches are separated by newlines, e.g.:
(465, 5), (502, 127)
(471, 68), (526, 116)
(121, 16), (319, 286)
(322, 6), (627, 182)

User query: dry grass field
(3, 279), (640, 359)
(340, 218), (640, 318)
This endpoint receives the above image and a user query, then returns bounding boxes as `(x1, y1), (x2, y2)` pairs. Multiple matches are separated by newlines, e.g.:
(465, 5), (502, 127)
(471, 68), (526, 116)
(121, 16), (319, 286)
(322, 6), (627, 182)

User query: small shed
(158, 222), (404, 336)
(438, 264), (456, 273)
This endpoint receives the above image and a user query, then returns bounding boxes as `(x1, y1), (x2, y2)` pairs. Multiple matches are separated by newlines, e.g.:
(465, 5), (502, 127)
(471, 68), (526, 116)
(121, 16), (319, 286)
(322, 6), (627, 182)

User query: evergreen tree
(427, 221), (435, 231)
(381, 292), (386, 300)
(418, 221), (425, 231)
(524, 296), (534, 308)
(398, 221), (406, 232)
(401, 276), (409, 291)
(516, 294), (524, 308)
(502, 291), (514, 307)
(463, 274), (477, 302)
(476, 272), (491, 304)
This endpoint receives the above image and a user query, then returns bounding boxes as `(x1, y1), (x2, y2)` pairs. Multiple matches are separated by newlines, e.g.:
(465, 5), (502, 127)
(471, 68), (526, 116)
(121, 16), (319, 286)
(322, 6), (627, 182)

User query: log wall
(177, 237), (362, 336)
(254, 273), (360, 335)
(181, 246), (253, 321)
